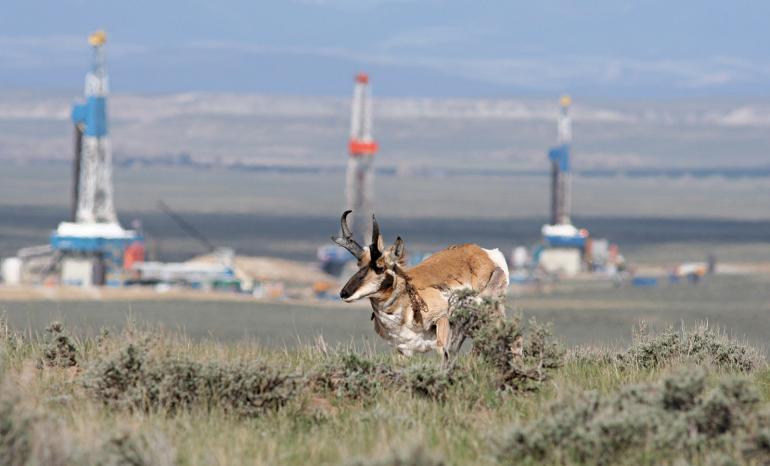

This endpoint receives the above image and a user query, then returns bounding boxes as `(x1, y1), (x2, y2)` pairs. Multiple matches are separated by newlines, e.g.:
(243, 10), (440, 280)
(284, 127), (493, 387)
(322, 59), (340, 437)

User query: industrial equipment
(539, 96), (588, 275)
(345, 72), (378, 241)
(319, 73), (378, 276)
(48, 31), (143, 286)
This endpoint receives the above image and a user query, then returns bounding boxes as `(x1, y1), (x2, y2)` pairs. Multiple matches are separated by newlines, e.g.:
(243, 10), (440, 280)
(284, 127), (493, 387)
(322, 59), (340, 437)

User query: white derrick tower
(71, 30), (118, 226)
(549, 95), (573, 226)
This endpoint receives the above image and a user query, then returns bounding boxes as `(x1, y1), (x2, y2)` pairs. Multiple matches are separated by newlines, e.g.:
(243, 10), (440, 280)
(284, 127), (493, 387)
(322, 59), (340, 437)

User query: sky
(1, 0), (769, 97)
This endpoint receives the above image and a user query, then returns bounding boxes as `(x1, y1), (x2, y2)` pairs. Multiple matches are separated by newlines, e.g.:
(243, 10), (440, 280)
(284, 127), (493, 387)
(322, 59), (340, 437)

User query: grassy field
(2, 274), (769, 351)
(1, 296), (769, 466)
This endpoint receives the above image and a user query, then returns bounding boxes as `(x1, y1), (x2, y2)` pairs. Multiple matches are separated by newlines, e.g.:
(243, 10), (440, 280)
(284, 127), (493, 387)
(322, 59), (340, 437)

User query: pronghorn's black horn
(331, 210), (364, 258)
(340, 209), (355, 240)
(371, 214), (381, 248)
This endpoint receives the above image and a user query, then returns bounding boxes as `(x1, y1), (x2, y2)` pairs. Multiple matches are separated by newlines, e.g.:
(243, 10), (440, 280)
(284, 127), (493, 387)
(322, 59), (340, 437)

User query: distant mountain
(1, 91), (769, 171)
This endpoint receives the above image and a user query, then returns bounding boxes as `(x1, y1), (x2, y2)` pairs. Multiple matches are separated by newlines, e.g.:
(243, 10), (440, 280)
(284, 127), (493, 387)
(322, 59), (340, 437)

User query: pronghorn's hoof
(397, 347), (414, 358)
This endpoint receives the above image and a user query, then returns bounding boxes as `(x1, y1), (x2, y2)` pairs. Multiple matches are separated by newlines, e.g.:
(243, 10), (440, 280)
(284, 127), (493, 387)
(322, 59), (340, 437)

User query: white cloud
(3, 34), (770, 94)
(376, 25), (492, 51)
(0, 35), (148, 69)
(706, 106), (770, 127)
(184, 40), (770, 91)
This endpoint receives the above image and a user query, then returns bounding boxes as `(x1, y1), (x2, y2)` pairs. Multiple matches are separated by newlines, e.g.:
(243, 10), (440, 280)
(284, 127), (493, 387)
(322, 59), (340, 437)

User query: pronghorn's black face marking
(339, 246), (389, 301)
(334, 211), (405, 302)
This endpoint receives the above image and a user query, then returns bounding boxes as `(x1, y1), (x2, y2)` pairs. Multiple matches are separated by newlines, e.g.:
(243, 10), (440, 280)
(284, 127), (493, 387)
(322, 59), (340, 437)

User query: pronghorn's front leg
(435, 316), (450, 360)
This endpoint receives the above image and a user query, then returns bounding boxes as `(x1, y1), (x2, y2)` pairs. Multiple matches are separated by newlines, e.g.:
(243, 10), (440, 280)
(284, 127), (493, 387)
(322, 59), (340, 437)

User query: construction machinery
(129, 201), (239, 290)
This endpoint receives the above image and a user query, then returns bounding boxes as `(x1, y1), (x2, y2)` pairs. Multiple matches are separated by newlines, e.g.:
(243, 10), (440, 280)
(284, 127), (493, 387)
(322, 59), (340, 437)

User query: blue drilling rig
(48, 31), (143, 286)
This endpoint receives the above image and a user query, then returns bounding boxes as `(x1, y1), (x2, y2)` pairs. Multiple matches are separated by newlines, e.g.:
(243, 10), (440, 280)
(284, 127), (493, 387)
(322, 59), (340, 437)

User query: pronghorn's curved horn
(340, 210), (355, 241)
(331, 210), (364, 259)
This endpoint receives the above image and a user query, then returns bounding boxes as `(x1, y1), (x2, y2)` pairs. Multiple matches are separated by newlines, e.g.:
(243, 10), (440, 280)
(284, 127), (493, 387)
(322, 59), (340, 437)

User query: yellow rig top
(560, 95), (572, 108)
(88, 30), (107, 47)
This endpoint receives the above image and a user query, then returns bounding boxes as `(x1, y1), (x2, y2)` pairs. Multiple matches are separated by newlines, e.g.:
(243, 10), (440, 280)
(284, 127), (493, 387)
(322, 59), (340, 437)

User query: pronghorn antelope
(332, 210), (509, 357)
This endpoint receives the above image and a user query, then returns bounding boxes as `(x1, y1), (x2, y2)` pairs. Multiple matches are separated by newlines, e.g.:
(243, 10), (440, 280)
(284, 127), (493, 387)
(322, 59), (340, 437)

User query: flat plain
(1, 274), (767, 352)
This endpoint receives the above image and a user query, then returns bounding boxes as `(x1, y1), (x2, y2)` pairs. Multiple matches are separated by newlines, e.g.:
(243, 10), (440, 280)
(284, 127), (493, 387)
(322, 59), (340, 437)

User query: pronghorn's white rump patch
(483, 248), (510, 285)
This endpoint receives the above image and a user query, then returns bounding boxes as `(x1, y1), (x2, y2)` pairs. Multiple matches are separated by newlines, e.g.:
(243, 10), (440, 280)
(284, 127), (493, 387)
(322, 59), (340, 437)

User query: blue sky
(1, 0), (769, 97)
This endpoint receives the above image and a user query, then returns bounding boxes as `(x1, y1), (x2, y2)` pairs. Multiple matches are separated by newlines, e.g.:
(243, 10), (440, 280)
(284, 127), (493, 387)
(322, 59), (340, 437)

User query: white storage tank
(539, 248), (582, 276)
(1, 257), (22, 285)
(61, 258), (94, 287)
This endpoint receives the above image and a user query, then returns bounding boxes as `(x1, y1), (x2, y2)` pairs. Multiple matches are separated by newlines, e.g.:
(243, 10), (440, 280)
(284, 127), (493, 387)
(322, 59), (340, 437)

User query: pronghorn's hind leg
(435, 316), (450, 361)
(480, 267), (509, 316)
(481, 267), (508, 298)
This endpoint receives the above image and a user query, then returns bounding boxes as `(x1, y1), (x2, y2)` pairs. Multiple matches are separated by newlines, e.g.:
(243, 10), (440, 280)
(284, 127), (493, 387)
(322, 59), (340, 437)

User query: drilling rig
(538, 96), (588, 276)
(549, 95), (573, 227)
(317, 73), (378, 276)
(48, 30), (143, 286)
(345, 72), (378, 242)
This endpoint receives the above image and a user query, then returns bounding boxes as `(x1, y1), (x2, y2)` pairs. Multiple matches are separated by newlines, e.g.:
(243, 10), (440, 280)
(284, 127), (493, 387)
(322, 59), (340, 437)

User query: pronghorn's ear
(393, 236), (405, 259)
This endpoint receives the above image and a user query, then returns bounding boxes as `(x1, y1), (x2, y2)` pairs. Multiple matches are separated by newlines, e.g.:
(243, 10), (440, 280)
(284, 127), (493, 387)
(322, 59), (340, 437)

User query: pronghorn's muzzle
(340, 266), (369, 301)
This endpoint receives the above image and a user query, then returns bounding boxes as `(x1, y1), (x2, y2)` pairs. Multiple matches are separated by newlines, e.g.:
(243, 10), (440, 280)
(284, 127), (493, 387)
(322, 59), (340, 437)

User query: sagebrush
(499, 366), (770, 465)
(0, 310), (766, 466)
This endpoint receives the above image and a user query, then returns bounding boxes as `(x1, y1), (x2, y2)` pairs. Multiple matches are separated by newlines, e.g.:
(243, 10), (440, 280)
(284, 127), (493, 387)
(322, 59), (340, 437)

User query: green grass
(1, 314), (769, 466)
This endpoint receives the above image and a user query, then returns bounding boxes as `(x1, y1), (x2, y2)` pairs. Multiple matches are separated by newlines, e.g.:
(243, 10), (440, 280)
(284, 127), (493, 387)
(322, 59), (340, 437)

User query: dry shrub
(313, 352), (389, 400)
(447, 290), (504, 355)
(0, 378), (175, 466)
(498, 367), (770, 465)
(202, 361), (300, 417)
(84, 342), (146, 409)
(312, 352), (457, 401)
(0, 388), (77, 466)
(84, 340), (299, 417)
(397, 362), (457, 401)
(346, 446), (445, 466)
(619, 322), (764, 372)
(86, 430), (175, 466)
(0, 396), (34, 466)
(40, 322), (78, 369)
(0, 315), (23, 357)
(449, 290), (564, 392)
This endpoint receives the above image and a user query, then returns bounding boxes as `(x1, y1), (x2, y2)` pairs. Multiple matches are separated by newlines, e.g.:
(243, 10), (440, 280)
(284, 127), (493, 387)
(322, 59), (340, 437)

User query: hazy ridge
(2, 92), (769, 172)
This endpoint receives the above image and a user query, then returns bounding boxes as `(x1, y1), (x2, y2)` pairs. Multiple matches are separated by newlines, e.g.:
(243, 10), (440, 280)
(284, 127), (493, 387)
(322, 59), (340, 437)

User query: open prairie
(2, 274), (769, 352)
(1, 296), (769, 466)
